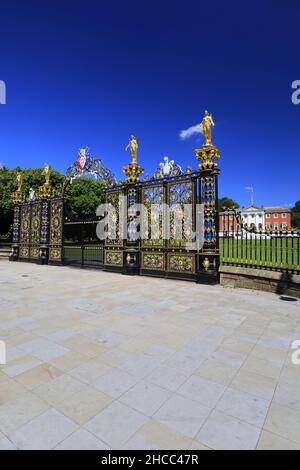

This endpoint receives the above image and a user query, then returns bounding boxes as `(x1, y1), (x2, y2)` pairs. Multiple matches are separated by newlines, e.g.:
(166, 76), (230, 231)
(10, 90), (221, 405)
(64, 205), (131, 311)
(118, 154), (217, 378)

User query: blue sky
(0, 0), (299, 207)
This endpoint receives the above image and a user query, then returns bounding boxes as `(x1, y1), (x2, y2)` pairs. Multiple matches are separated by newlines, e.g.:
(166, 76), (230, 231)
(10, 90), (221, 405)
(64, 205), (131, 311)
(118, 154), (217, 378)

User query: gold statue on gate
(12, 171), (24, 202)
(123, 134), (143, 184)
(43, 163), (51, 185)
(194, 110), (220, 171)
(16, 171), (23, 192)
(200, 110), (215, 146)
(125, 135), (138, 163)
(39, 163), (52, 198)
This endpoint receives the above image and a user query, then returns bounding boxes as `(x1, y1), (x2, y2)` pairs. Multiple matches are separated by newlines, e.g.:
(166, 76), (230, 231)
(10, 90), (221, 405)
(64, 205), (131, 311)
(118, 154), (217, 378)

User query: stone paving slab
(0, 260), (300, 450)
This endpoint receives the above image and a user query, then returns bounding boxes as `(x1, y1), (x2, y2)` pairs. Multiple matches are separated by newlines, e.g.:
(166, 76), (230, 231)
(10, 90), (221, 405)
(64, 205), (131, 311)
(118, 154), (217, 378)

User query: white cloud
(179, 123), (202, 140)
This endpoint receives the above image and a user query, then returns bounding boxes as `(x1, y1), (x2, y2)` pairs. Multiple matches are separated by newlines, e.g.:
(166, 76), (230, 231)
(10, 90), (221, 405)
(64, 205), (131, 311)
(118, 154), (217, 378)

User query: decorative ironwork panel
(12, 205), (21, 243)
(128, 188), (138, 241)
(202, 176), (216, 245)
(105, 190), (124, 246)
(168, 253), (195, 273)
(29, 202), (42, 258)
(168, 180), (194, 248)
(19, 246), (30, 258)
(141, 185), (164, 247)
(49, 199), (63, 262)
(40, 201), (49, 244)
(105, 250), (122, 266)
(19, 204), (31, 244)
(141, 252), (165, 271)
(19, 204), (31, 258)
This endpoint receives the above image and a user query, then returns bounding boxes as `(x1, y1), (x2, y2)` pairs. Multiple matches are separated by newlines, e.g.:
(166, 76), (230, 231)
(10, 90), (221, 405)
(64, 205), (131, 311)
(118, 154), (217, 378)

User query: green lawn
(220, 237), (300, 271)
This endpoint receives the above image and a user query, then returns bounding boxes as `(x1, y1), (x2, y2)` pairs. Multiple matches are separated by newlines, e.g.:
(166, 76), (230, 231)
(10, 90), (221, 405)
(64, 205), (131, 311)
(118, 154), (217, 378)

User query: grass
(220, 237), (300, 271)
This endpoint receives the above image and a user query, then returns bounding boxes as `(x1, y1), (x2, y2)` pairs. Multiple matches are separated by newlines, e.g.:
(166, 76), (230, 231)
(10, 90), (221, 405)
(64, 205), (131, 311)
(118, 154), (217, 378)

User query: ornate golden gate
(11, 197), (64, 265)
(10, 110), (221, 284)
(103, 113), (221, 284)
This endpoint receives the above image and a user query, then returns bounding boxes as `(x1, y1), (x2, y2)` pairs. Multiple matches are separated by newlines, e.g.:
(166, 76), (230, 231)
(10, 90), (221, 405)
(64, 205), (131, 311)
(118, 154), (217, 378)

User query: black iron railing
(63, 242), (104, 268)
(220, 211), (300, 274)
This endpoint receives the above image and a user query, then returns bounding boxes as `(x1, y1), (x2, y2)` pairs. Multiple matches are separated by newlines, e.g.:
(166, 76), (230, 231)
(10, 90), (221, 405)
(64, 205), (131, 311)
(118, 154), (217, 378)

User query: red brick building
(219, 206), (291, 233)
(264, 207), (291, 231)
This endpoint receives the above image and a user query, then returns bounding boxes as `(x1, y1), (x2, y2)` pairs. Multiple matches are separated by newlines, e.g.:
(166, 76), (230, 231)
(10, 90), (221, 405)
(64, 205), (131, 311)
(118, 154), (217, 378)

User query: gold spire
(12, 171), (24, 203)
(123, 135), (144, 184)
(39, 163), (52, 198)
(195, 110), (220, 171)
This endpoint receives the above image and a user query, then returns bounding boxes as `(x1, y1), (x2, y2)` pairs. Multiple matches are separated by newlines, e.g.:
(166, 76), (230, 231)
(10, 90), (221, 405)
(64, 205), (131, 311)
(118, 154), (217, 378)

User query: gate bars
(10, 196), (64, 265)
(103, 143), (221, 284)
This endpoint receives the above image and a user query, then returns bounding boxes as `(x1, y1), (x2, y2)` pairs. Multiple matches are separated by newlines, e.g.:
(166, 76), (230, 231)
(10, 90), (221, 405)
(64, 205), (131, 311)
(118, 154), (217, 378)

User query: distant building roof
(263, 207), (290, 211)
(241, 205), (264, 211)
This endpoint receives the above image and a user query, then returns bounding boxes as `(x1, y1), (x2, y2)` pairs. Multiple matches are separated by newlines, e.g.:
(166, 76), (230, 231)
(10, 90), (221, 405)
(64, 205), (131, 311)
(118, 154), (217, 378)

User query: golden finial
(199, 110), (215, 146)
(195, 110), (220, 171)
(125, 135), (138, 164)
(123, 135), (144, 184)
(12, 171), (24, 202)
(39, 163), (52, 198)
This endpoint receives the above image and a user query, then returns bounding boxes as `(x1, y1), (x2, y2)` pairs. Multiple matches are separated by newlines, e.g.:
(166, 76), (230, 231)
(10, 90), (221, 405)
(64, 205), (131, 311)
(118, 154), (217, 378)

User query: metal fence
(63, 219), (104, 268)
(220, 211), (300, 274)
(0, 226), (12, 258)
(63, 242), (104, 268)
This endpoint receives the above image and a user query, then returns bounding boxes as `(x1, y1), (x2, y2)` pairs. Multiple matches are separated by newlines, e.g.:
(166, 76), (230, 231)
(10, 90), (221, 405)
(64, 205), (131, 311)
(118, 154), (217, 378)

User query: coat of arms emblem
(77, 147), (90, 172)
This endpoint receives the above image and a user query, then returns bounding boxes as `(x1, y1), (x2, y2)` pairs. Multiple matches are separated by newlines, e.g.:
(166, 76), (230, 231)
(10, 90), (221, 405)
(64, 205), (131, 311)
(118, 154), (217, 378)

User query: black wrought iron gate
(103, 148), (221, 284)
(63, 218), (104, 268)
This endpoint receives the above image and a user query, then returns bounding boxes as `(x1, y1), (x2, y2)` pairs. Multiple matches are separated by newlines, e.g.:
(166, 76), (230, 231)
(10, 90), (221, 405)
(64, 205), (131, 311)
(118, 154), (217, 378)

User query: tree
(218, 197), (240, 210)
(64, 177), (106, 219)
(291, 200), (300, 228)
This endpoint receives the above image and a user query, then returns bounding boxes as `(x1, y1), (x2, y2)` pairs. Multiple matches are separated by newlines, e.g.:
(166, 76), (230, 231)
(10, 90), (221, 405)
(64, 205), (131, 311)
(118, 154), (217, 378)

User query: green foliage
(0, 166), (65, 233)
(218, 197), (240, 210)
(0, 166), (107, 232)
(291, 200), (300, 228)
(64, 178), (106, 219)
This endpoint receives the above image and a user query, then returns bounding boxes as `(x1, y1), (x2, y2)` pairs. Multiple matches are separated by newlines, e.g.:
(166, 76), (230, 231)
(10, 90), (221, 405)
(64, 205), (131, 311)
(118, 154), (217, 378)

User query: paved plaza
(0, 260), (300, 450)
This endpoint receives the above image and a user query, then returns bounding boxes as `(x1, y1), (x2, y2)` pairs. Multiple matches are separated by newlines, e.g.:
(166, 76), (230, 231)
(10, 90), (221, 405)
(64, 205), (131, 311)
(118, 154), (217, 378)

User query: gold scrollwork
(105, 251), (122, 266)
(142, 253), (164, 271)
(49, 247), (62, 261)
(168, 254), (194, 273)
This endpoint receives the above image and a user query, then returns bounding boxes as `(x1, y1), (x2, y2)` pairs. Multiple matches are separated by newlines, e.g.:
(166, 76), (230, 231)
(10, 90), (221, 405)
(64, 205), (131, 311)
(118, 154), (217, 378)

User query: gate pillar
(121, 136), (144, 276)
(195, 144), (221, 285)
(122, 186), (141, 276)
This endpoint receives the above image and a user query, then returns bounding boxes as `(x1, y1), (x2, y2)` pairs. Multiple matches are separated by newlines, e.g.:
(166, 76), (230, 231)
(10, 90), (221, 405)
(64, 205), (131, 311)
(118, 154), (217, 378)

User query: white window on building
(274, 223), (279, 230)
(251, 214), (255, 218)
(282, 223), (287, 230)
(274, 213), (278, 218)
(266, 223), (270, 229)
(266, 213), (270, 218)
(282, 213), (287, 218)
